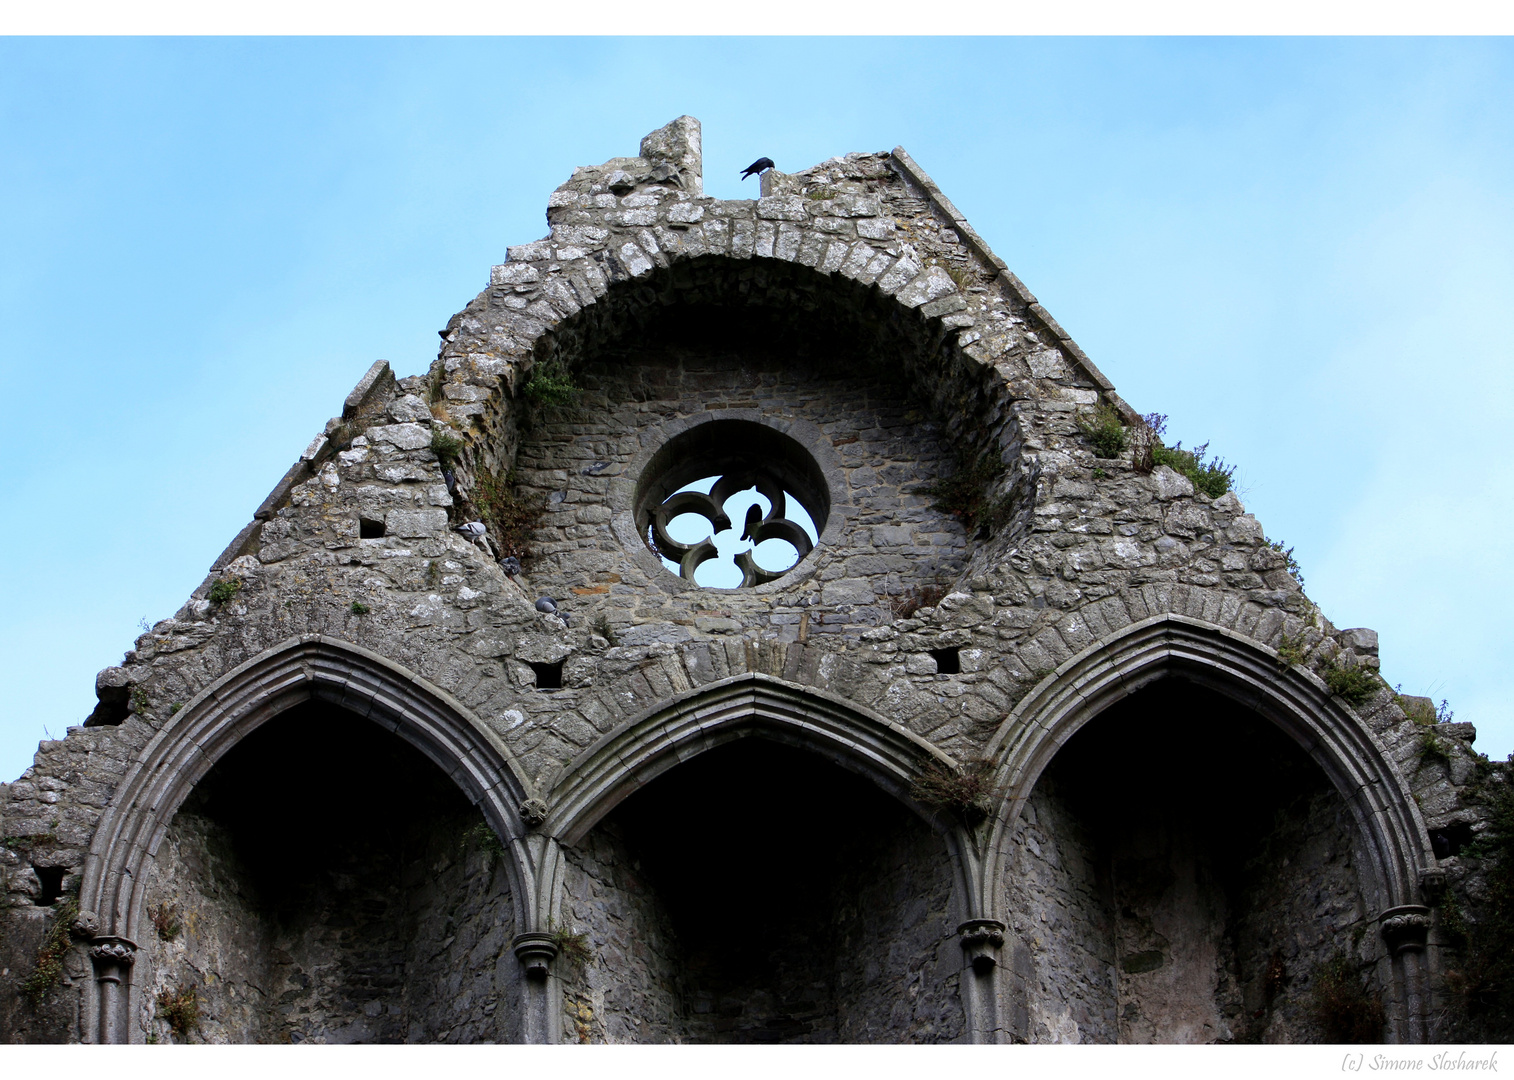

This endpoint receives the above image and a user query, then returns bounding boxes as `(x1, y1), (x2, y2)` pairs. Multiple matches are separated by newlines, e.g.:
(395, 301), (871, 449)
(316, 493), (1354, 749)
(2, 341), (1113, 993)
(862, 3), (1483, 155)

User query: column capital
(89, 936), (138, 967)
(958, 919), (1006, 974)
(1379, 905), (1432, 955)
(512, 932), (559, 980)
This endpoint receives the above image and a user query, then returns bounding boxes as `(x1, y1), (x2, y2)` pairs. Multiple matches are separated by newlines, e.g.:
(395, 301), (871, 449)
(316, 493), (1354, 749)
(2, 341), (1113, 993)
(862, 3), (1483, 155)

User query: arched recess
(980, 613), (1439, 1042)
(545, 672), (963, 844)
(462, 255), (1029, 550)
(537, 672), (997, 1042)
(76, 634), (538, 1044)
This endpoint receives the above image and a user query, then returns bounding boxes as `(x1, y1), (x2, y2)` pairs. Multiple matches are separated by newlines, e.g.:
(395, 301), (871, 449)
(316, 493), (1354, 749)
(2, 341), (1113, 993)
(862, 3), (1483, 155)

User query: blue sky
(1, 38), (1511, 781)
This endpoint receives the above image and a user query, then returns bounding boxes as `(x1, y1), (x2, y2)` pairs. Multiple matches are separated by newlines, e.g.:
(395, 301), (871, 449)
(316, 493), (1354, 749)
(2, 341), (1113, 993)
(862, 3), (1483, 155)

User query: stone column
(958, 919), (1007, 1044)
(1380, 905), (1431, 1043)
(89, 936), (137, 1045)
(512, 932), (560, 1044)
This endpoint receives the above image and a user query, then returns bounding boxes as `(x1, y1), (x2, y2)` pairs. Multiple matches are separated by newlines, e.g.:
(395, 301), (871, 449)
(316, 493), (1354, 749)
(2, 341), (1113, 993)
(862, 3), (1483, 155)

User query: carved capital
(89, 937), (138, 969)
(958, 919), (1006, 975)
(512, 932), (559, 980)
(1379, 906), (1432, 955)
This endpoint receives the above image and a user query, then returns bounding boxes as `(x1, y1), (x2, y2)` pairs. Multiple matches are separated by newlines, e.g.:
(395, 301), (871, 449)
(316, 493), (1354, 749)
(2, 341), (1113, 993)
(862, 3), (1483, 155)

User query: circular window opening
(634, 419), (830, 589)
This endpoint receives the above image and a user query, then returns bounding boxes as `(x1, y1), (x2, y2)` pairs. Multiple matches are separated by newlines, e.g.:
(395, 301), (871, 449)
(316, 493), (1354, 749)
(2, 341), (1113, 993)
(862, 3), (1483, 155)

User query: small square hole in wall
(528, 661), (564, 690)
(35, 866), (65, 906)
(929, 648), (961, 675)
(359, 518), (387, 539)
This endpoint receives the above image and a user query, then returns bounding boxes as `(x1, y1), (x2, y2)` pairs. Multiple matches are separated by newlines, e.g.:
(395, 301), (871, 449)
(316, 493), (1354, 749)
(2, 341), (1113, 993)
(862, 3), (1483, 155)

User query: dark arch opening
(136, 701), (518, 1044)
(1007, 678), (1382, 1044)
(560, 739), (964, 1043)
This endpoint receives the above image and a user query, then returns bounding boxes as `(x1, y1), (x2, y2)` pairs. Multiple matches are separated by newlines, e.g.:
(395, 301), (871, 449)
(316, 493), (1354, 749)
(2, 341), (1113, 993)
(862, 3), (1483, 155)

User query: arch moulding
(533, 672), (1008, 1038)
(75, 634), (537, 1043)
(980, 612), (1440, 1042)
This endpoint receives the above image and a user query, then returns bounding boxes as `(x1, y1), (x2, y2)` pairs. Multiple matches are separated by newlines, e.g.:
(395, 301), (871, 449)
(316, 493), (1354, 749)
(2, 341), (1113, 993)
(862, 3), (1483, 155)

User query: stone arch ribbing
(537, 671), (986, 924)
(77, 634), (538, 1042)
(453, 251), (1027, 517)
(981, 613), (1434, 919)
(979, 613), (1438, 1041)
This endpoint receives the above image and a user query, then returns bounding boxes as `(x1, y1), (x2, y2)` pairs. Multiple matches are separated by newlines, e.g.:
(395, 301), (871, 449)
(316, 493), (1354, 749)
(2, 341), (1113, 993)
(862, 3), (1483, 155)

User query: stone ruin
(0, 116), (1503, 1044)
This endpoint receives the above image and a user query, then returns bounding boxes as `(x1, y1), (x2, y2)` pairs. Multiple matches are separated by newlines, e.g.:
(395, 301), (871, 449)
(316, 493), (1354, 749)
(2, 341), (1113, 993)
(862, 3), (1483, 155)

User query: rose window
(634, 419), (830, 590)
(651, 472), (819, 587)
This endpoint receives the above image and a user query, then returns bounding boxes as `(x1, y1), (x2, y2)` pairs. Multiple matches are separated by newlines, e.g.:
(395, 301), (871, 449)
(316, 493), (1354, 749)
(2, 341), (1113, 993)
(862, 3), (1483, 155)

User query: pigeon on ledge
(535, 595), (571, 626)
(499, 556), (521, 577)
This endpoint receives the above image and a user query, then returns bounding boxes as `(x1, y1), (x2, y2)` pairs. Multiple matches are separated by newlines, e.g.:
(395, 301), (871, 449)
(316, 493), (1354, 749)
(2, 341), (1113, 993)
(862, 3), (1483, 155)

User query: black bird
(740, 157), (775, 180)
(740, 504), (763, 542)
(499, 556), (521, 577)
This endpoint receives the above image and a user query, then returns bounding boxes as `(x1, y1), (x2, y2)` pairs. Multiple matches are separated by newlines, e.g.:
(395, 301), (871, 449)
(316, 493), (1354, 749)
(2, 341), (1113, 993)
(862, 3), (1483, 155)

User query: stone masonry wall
(1003, 776), (1120, 1044)
(829, 802), (964, 1043)
(514, 338), (969, 647)
(557, 819), (688, 1043)
(0, 116), (1486, 1043)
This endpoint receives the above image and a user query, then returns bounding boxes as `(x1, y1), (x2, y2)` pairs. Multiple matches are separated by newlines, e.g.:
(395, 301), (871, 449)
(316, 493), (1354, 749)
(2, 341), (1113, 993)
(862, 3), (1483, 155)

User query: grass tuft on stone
(208, 578), (242, 605)
(149, 902), (181, 942)
(430, 429), (463, 470)
(473, 468), (546, 563)
(156, 985), (201, 1040)
(891, 583), (947, 621)
(21, 895), (78, 1009)
(910, 757), (998, 826)
(1276, 629), (1308, 671)
(1266, 538), (1306, 589)
(1077, 403), (1128, 459)
(1150, 442), (1235, 498)
(463, 821), (506, 863)
(525, 356), (581, 408)
(552, 928), (594, 967)
(1131, 412), (1235, 497)
(1322, 659), (1379, 705)
(923, 453), (1011, 537)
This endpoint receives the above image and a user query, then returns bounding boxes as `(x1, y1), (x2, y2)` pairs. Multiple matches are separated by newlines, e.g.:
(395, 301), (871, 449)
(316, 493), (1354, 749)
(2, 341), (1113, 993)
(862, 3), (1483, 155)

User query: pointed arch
(77, 634), (538, 1042)
(545, 672), (954, 842)
(978, 613), (1438, 1041)
(982, 613), (1434, 917)
(537, 671), (987, 929)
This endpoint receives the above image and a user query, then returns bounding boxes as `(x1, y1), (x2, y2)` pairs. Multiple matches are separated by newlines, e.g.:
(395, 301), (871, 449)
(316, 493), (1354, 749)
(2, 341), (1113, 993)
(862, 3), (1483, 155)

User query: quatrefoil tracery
(650, 470), (815, 588)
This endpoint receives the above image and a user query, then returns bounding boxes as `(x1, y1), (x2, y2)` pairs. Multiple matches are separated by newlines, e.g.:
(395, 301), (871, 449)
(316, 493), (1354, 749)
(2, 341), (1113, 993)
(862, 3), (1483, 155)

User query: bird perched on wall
(740, 504), (763, 542)
(499, 555), (521, 577)
(535, 595), (571, 626)
(740, 157), (775, 180)
(456, 521), (497, 558)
